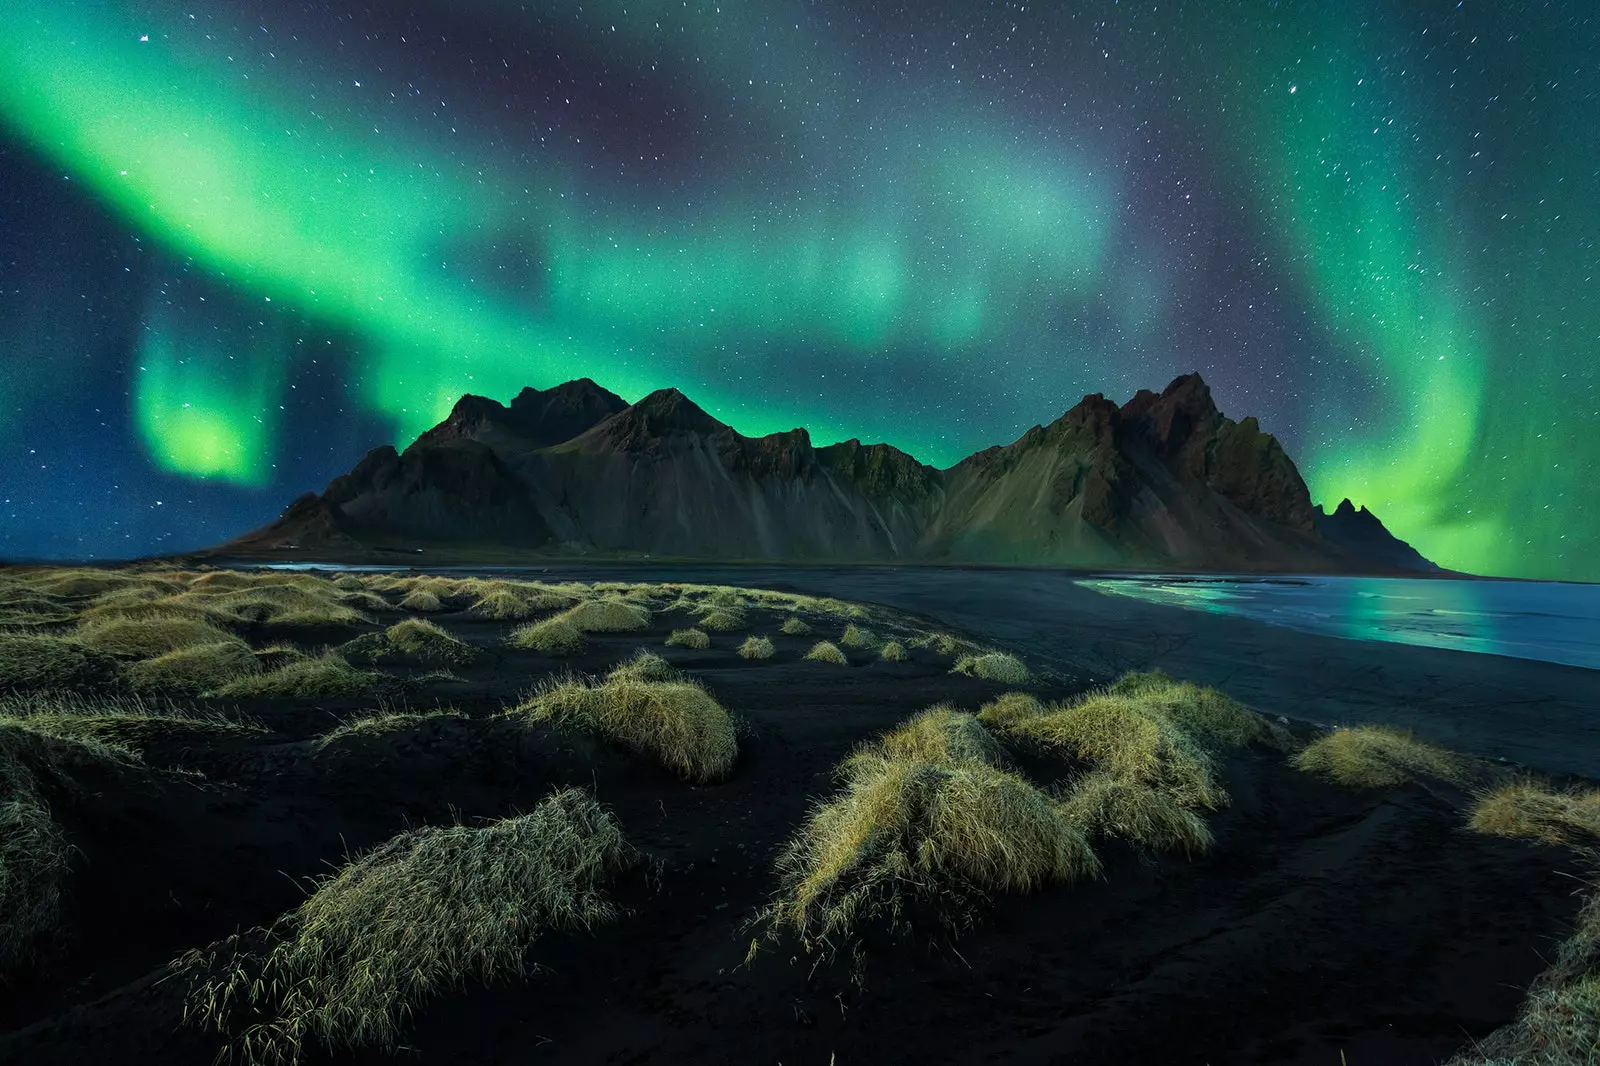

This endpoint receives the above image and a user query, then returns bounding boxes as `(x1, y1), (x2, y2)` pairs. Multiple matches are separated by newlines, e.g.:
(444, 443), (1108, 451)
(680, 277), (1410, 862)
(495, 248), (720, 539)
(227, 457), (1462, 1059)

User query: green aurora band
(1, 1), (1594, 578)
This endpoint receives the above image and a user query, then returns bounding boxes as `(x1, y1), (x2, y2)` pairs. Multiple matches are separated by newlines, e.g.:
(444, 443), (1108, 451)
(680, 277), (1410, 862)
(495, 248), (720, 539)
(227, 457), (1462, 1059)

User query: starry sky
(0, 0), (1595, 580)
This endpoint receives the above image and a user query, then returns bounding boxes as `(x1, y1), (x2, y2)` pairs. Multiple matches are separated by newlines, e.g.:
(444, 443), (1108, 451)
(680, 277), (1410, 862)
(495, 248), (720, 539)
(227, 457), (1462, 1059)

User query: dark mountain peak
(414, 394), (512, 447)
(510, 377), (626, 412)
(1316, 498), (1439, 572)
(585, 387), (731, 454)
(504, 378), (630, 446)
(1121, 372), (1221, 454)
(818, 438), (942, 502)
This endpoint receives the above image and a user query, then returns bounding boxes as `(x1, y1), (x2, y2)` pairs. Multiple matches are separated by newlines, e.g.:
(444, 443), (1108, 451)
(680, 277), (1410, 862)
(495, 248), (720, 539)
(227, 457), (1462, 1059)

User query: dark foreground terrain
(0, 566), (1592, 1066)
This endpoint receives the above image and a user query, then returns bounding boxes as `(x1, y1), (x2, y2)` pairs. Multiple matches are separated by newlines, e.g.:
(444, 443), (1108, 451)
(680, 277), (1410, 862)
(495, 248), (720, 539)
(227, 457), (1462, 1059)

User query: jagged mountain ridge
(230, 373), (1435, 572)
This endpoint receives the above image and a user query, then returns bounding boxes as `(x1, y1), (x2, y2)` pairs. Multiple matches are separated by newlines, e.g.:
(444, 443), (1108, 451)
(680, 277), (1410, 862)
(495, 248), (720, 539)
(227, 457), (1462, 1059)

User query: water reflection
(1078, 576), (1598, 670)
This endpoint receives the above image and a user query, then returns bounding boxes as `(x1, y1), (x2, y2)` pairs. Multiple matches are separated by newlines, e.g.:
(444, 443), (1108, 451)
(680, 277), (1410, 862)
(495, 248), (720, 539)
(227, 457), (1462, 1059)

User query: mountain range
(225, 373), (1437, 573)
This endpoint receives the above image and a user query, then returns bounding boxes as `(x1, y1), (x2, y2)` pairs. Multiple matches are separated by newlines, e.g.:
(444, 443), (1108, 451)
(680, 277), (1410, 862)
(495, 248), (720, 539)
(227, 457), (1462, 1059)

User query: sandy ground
(509, 564), (1600, 779)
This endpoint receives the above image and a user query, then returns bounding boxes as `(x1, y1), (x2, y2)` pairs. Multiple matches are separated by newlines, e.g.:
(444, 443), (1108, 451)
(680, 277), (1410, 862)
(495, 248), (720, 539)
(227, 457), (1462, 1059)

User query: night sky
(1, 1), (1595, 580)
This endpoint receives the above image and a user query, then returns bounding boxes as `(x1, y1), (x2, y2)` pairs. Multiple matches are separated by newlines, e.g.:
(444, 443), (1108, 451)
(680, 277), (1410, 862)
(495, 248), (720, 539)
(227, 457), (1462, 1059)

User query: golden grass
(76, 614), (236, 660)
(780, 615), (811, 636)
(1060, 770), (1213, 856)
(665, 627), (710, 649)
(313, 708), (467, 752)
(1008, 691), (1225, 809)
(951, 652), (1031, 685)
(0, 632), (118, 693)
(1106, 671), (1271, 748)
(975, 692), (1045, 731)
(0, 741), (70, 973)
(697, 607), (748, 632)
(1, 692), (265, 751)
(562, 598), (651, 633)
(805, 641), (849, 665)
(469, 588), (538, 620)
(397, 589), (444, 613)
(1448, 886), (1600, 1066)
(1292, 725), (1467, 789)
(512, 675), (738, 783)
(877, 641), (908, 662)
(507, 617), (586, 655)
(125, 640), (261, 694)
(380, 619), (475, 667)
(176, 789), (635, 1065)
(762, 724), (1098, 964)
(607, 650), (680, 683)
(331, 575), (366, 592)
(211, 653), (380, 699)
(839, 623), (880, 650)
(875, 706), (1003, 768)
(738, 635), (775, 660)
(1468, 781), (1600, 847)
(178, 583), (372, 628)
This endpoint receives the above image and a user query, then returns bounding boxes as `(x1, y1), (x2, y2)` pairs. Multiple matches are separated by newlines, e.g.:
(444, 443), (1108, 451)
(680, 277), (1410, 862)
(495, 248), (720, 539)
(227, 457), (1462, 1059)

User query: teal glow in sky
(0, 0), (1595, 578)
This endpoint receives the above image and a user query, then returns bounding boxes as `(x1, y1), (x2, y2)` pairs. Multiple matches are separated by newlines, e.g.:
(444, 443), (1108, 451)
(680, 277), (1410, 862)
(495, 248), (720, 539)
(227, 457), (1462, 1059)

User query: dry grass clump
(335, 590), (392, 614)
(469, 588), (538, 620)
(512, 675), (738, 783)
(697, 607), (748, 632)
(1010, 691), (1225, 809)
(1467, 781), (1600, 847)
(126, 640), (260, 694)
(738, 636), (776, 660)
(0, 632), (118, 693)
(665, 627), (710, 649)
(1448, 886), (1600, 1066)
(780, 615), (811, 636)
(211, 653), (380, 700)
(176, 789), (635, 1065)
(313, 708), (467, 752)
(805, 641), (849, 665)
(76, 614), (236, 660)
(507, 618), (586, 655)
(1106, 671), (1271, 748)
(975, 692), (1045, 731)
(397, 589), (444, 613)
(839, 624), (880, 650)
(380, 619), (476, 667)
(607, 650), (680, 683)
(952, 652), (1031, 685)
(874, 706), (1003, 768)
(0, 738), (71, 973)
(331, 575), (366, 592)
(562, 598), (651, 633)
(761, 716), (1097, 965)
(1, 693), (264, 751)
(1059, 771), (1213, 856)
(175, 582), (372, 628)
(877, 641), (908, 662)
(1292, 725), (1466, 789)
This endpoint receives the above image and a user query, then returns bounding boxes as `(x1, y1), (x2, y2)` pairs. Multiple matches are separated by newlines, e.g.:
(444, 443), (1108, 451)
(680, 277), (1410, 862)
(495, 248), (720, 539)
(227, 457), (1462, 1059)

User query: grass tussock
(607, 650), (680, 683)
(975, 692), (1045, 731)
(696, 607), (748, 633)
(507, 618), (586, 655)
(1448, 885), (1600, 1066)
(665, 627), (710, 650)
(952, 652), (1031, 685)
(1060, 770), (1213, 856)
(76, 614), (236, 660)
(125, 640), (260, 694)
(1008, 691), (1226, 809)
(805, 641), (849, 665)
(0, 741), (71, 973)
(762, 716), (1097, 964)
(780, 615), (811, 636)
(313, 708), (467, 752)
(1106, 671), (1271, 748)
(838, 624), (880, 650)
(380, 619), (475, 667)
(738, 635), (775, 660)
(1, 692), (264, 750)
(877, 641), (908, 662)
(1293, 725), (1466, 789)
(0, 632), (118, 693)
(561, 599), (651, 633)
(397, 589), (444, 613)
(1467, 780), (1600, 847)
(513, 675), (738, 783)
(469, 589), (538, 620)
(211, 653), (380, 700)
(176, 789), (635, 1065)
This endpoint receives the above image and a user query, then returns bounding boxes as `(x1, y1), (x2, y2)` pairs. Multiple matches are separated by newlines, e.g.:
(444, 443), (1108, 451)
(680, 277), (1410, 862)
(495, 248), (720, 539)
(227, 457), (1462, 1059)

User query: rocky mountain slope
(227, 374), (1436, 572)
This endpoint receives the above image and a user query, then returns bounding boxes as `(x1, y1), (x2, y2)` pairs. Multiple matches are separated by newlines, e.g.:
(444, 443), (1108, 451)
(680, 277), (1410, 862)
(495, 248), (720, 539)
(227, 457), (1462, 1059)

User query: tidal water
(1078, 575), (1600, 671)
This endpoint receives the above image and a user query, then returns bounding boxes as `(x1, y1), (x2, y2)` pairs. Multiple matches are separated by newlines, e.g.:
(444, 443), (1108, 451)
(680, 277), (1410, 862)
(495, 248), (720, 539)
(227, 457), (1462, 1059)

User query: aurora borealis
(0, 2), (1595, 579)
